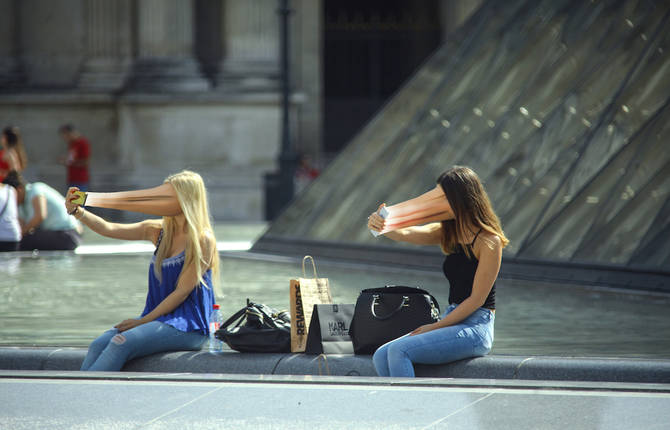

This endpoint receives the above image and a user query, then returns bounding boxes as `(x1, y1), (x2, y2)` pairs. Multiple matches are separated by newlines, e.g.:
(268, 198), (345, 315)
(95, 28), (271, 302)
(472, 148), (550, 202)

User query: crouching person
(3, 170), (81, 251)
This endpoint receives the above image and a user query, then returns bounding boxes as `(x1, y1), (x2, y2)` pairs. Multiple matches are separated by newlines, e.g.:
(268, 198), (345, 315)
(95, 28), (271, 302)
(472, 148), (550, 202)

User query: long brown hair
(2, 126), (28, 171)
(438, 166), (508, 256)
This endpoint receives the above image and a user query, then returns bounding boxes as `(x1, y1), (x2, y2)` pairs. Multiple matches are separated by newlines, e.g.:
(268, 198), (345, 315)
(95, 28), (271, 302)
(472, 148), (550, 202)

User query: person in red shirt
(59, 124), (90, 191)
(0, 150), (9, 183)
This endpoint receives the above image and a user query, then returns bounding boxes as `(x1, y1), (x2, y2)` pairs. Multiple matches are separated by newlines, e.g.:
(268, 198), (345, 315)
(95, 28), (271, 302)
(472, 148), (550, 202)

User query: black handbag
(349, 286), (440, 355)
(215, 299), (291, 353)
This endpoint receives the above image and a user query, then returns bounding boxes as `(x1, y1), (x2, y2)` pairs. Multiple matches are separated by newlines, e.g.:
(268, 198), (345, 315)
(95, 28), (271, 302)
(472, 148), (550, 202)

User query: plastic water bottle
(209, 304), (224, 352)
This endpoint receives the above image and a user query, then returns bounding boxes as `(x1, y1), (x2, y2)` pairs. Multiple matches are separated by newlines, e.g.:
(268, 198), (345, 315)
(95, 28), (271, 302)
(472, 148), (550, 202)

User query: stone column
(18, 0), (85, 87)
(128, 0), (209, 92)
(0, 0), (23, 88)
(217, 0), (279, 91)
(78, 0), (133, 91)
(293, 0), (322, 161)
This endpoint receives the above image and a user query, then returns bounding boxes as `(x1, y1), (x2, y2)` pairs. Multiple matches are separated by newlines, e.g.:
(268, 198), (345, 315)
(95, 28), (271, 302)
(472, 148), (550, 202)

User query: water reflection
(1, 252), (669, 358)
(0, 255), (21, 276)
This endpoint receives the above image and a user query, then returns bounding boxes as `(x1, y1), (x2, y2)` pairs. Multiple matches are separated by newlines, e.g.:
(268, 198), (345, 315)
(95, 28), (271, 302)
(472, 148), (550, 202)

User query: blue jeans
(80, 321), (207, 371)
(373, 304), (494, 377)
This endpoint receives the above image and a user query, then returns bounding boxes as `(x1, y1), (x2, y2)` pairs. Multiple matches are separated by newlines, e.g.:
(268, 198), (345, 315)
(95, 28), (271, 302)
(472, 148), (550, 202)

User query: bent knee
(386, 342), (409, 358)
(372, 347), (387, 363)
(111, 333), (126, 345)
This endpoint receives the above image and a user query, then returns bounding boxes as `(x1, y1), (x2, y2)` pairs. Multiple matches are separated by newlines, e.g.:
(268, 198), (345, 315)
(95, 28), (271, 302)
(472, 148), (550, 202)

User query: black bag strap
(360, 285), (440, 314)
(246, 302), (276, 328)
(221, 299), (287, 331)
(153, 229), (164, 256)
(251, 302), (286, 329)
(361, 285), (431, 295)
(370, 294), (410, 320)
(221, 306), (248, 330)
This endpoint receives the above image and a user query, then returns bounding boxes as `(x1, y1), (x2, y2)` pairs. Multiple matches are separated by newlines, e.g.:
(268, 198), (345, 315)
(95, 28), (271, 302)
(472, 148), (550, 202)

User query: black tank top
(442, 230), (496, 310)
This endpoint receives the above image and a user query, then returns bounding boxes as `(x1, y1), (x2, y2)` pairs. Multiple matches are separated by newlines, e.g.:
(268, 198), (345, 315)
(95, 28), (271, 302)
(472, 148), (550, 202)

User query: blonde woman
(368, 166), (508, 377)
(66, 170), (220, 371)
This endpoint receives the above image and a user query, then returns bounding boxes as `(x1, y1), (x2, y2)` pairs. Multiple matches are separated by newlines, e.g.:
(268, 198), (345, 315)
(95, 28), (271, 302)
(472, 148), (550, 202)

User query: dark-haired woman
(0, 126), (28, 182)
(367, 166), (508, 377)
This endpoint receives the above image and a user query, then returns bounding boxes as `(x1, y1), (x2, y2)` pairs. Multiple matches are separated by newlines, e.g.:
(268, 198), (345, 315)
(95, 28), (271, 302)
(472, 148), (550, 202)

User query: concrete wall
(0, 0), (317, 221)
(0, 1), (476, 220)
(0, 93), (283, 220)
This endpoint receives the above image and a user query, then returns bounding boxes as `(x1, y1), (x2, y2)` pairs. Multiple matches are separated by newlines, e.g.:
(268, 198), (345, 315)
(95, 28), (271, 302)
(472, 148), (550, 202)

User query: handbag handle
(221, 306), (248, 330)
(302, 255), (318, 279)
(370, 294), (410, 320)
(247, 302), (283, 329)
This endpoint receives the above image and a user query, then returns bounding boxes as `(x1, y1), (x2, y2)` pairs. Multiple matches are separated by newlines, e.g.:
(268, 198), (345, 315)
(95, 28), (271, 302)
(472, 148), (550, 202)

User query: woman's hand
(367, 203), (386, 232)
(65, 187), (80, 215)
(115, 319), (143, 332)
(410, 322), (439, 336)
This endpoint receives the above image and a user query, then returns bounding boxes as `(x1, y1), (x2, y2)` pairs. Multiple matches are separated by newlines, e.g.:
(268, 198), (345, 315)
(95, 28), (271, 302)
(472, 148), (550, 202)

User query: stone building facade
(0, 0), (476, 220)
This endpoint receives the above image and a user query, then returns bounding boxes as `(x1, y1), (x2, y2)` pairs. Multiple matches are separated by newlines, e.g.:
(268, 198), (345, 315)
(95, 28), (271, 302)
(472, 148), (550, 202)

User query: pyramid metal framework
(263, 0), (670, 272)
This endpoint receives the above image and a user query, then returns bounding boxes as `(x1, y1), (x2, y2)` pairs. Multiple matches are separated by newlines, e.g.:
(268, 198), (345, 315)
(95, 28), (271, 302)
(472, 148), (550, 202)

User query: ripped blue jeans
(80, 320), (206, 371)
(373, 304), (494, 377)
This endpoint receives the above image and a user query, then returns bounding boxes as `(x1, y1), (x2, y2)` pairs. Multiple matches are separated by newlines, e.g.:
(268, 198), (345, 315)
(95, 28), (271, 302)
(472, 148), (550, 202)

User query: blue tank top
(141, 231), (216, 335)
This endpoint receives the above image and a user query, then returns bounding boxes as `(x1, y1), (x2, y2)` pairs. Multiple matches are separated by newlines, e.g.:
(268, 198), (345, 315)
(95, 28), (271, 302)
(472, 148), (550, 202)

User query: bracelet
(67, 206), (78, 216)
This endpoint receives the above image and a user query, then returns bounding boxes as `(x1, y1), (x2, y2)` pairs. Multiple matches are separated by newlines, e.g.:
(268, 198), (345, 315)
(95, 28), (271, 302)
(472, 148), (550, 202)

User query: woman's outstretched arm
(65, 187), (161, 242)
(368, 204), (443, 245)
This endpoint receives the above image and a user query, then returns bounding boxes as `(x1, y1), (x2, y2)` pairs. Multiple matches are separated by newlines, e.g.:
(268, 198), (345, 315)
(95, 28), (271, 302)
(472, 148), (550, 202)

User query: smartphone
(369, 206), (389, 237)
(70, 190), (88, 206)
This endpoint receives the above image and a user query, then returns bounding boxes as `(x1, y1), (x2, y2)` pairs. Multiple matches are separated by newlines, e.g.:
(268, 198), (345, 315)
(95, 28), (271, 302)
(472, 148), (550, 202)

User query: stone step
(2, 347), (669, 384)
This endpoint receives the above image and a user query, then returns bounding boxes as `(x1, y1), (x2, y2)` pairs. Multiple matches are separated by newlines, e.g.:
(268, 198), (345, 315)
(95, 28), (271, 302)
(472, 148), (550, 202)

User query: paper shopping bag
(290, 256), (333, 352)
(305, 304), (355, 354)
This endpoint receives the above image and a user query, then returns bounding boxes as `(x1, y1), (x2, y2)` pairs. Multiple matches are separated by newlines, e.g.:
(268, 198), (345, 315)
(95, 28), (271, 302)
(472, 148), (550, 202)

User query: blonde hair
(438, 166), (509, 257)
(153, 170), (220, 292)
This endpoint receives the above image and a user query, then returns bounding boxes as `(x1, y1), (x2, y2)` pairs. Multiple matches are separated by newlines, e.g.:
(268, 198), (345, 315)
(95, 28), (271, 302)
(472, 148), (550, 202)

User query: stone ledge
(1, 347), (669, 383)
(0, 91), (305, 105)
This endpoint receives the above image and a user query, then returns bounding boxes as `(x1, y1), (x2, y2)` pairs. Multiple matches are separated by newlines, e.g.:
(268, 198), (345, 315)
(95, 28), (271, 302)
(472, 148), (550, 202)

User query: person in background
(59, 124), (90, 191)
(66, 170), (219, 371)
(0, 181), (21, 252)
(0, 126), (28, 182)
(2, 170), (81, 251)
(0, 144), (9, 184)
(367, 166), (507, 377)
(295, 153), (321, 193)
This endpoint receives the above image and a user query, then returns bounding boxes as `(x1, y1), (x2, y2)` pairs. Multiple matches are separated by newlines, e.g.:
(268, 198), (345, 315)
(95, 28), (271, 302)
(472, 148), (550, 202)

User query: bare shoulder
(142, 219), (163, 243)
(475, 231), (502, 257)
(199, 229), (217, 251)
